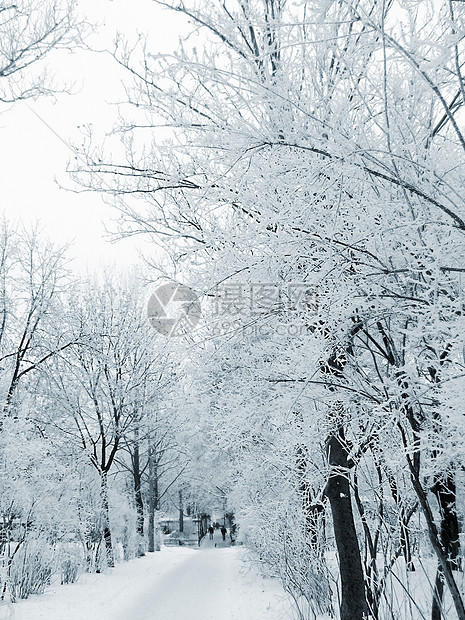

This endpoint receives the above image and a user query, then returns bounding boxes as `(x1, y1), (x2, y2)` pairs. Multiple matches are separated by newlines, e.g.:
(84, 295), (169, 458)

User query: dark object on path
(208, 525), (214, 540)
(221, 526), (227, 541)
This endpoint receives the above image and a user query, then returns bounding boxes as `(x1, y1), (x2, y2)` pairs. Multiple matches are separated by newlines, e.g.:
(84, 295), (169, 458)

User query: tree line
(3, 1), (465, 619)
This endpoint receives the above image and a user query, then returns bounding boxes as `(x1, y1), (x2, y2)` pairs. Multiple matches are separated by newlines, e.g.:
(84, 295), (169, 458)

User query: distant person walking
(208, 525), (214, 540)
(221, 525), (227, 541)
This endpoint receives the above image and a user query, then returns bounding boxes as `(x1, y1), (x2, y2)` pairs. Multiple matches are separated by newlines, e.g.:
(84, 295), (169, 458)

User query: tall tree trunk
(133, 443), (144, 529)
(179, 489), (184, 533)
(321, 329), (368, 620)
(326, 424), (367, 620)
(148, 442), (160, 552)
(133, 442), (145, 556)
(431, 472), (461, 620)
(148, 505), (155, 553)
(433, 473), (460, 569)
(100, 471), (114, 568)
(77, 489), (93, 571)
(432, 568), (445, 620)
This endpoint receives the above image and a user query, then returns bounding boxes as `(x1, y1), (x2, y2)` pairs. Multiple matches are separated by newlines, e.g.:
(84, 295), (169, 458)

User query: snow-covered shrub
(231, 449), (333, 620)
(240, 504), (333, 620)
(0, 417), (88, 597)
(8, 537), (54, 601)
(59, 543), (83, 584)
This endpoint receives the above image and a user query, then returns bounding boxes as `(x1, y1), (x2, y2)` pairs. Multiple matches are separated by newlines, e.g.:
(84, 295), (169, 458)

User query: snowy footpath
(0, 532), (294, 620)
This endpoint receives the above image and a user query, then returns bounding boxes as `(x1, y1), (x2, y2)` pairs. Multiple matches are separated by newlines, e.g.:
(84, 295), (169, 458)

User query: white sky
(0, 0), (185, 273)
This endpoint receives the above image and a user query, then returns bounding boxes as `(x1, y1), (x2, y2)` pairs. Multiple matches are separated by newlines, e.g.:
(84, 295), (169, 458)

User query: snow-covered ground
(0, 533), (295, 620)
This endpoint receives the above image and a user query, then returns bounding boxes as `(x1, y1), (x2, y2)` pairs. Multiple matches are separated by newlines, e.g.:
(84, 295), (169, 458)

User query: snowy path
(115, 529), (291, 620)
(1, 533), (294, 620)
(116, 550), (289, 619)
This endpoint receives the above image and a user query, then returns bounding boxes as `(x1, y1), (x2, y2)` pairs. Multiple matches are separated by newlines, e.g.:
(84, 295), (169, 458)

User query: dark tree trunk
(427, 362), (461, 619)
(100, 471), (114, 568)
(431, 472), (461, 620)
(147, 443), (160, 552)
(179, 489), (184, 533)
(133, 443), (144, 538)
(147, 501), (155, 553)
(326, 426), (367, 620)
(433, 470), (460, 569)
(132, 442), (145, 557)
(432, 568), (445, 620)
(320, 328), (368, 620)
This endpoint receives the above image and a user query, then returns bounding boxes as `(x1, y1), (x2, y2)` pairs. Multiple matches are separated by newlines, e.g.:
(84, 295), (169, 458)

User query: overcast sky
(0, 0), (184, 273)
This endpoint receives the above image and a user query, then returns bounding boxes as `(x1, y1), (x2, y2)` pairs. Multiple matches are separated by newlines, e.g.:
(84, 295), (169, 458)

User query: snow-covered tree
(44, 273), (164, 567)
(0, 0), (82, 104)
(74, 1), (465, 618)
